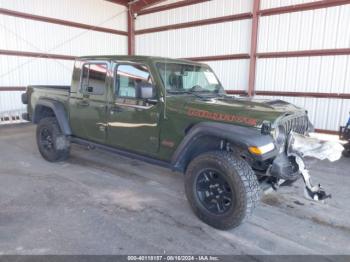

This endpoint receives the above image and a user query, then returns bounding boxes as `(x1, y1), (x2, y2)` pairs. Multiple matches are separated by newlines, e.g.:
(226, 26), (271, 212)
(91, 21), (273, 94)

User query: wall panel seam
(0, 8), (128, 36)
(135, 13), (252, 34)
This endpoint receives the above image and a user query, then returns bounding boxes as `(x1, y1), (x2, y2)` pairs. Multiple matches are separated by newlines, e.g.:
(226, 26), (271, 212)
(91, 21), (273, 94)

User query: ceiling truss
(107, 0), (167, 13)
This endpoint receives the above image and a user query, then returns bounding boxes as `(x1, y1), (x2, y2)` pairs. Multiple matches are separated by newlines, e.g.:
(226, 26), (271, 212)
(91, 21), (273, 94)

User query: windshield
(156, 62), (224, 94)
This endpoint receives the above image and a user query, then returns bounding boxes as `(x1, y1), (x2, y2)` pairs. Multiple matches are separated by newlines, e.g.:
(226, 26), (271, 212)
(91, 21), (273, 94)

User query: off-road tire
(36, 117), (70, 162)
(185, 151), (260, 230)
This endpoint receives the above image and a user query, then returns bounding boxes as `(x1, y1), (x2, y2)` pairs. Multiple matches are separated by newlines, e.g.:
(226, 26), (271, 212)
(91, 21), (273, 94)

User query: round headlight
(272, 125), (287, 146)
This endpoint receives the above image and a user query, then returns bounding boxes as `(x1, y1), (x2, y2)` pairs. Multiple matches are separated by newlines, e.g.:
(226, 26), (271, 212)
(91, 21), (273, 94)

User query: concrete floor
(0, 123), (350, 255)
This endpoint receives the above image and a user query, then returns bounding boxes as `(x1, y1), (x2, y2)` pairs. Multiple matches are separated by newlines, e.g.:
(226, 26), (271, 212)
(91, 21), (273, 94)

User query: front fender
(171, 122), (278, 170)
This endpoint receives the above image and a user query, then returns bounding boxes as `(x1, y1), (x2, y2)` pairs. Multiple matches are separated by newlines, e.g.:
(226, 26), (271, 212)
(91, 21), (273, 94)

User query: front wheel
(36, 117), (70, 162)
(185, 151), (260, 230)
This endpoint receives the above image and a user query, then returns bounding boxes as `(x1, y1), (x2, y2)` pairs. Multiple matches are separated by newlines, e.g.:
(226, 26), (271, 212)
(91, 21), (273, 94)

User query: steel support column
(247, 0), (260, 97)
(127, 9), (135, 55)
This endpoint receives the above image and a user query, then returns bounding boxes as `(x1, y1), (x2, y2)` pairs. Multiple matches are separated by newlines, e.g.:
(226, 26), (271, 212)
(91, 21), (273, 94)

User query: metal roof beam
(138, 0), (210, 15)
(106, 0), (129, 6)
(129, 0), (167, 14)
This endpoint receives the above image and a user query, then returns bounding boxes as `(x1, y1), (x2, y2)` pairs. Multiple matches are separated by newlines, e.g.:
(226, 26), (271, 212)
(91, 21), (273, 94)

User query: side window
(81, 63), (107, 95)
(116, 64), (153, 99)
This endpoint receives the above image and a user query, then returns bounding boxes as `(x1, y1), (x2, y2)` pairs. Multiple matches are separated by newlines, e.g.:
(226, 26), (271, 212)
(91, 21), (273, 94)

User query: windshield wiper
(167, 90), (208, 99)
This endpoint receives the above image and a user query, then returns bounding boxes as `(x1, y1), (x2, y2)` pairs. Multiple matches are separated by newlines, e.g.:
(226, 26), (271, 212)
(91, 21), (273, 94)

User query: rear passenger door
(70, 61), (110, 143)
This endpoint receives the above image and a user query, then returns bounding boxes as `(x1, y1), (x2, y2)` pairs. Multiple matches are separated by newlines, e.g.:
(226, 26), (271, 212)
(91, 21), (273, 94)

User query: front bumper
(270, 153), (300, 180)
(266, 132), (344, 201)
(269, 131), (344, 180)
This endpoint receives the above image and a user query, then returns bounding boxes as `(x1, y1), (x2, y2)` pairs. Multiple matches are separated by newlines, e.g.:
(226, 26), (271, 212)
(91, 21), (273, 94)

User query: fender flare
(171, 122), (277, 170)
(33, 99), (72, 135)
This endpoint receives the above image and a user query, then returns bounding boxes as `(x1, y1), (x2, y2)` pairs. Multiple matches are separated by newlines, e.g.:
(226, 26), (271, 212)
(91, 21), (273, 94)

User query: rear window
(81, 63), (107, 95)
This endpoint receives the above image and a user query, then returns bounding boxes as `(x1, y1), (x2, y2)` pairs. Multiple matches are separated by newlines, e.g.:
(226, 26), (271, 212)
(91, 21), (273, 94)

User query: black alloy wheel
(39, 127), (54, 152)
(196, 169), (233, 214)
(36, 117), (70, 162)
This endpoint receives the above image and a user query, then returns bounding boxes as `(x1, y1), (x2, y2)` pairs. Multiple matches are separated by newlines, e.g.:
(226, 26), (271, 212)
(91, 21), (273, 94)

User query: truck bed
(28, 85), (70, 91)
(26, 85), (71, 118)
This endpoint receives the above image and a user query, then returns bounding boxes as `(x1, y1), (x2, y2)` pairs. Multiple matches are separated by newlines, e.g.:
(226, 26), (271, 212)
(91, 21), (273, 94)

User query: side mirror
(139, 84), (155, 100)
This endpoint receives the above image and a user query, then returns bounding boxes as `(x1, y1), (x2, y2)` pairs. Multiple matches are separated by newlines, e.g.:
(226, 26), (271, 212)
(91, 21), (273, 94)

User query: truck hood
(166, 94), (306, 128)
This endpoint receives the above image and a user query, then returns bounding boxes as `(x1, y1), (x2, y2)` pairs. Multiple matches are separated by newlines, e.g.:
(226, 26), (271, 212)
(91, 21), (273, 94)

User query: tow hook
(294, 154), (331, 202)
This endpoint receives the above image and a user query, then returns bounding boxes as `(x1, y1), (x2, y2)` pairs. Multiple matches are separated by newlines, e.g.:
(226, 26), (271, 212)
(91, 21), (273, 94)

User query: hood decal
(187, 107), (258, 126)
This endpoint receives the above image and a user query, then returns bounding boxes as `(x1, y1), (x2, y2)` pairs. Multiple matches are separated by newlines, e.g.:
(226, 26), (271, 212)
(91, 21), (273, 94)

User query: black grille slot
(281, 115), (308, 135)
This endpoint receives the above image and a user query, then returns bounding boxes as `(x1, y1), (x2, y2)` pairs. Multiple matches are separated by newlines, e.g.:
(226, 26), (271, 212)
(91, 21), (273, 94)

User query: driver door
(106, 62), (161, 154)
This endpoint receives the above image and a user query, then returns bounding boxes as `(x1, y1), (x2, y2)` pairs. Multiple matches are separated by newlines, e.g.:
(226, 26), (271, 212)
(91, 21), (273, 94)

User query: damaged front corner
(287, 132), (344, 162)
(286, 132), (343, 202)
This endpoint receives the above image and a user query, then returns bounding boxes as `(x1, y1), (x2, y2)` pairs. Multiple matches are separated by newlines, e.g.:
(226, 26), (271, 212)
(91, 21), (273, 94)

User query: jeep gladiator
(22, 56), (336, 229)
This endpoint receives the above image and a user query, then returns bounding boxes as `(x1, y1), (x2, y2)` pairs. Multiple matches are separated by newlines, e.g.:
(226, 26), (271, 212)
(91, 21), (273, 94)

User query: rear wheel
(36, 117), (70, 162)
(185, 151), (260, 230)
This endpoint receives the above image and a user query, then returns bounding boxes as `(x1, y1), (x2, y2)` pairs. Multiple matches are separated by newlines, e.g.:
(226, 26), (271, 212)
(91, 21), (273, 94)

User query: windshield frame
(154, 61), (225, 96)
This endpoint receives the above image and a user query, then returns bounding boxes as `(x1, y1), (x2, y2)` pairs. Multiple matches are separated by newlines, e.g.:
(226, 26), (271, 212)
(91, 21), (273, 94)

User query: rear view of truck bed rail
(28, 85), (70, 90)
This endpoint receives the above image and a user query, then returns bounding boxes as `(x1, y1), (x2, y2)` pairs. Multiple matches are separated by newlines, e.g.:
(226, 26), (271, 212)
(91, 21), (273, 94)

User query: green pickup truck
(22, 55), (330, 229)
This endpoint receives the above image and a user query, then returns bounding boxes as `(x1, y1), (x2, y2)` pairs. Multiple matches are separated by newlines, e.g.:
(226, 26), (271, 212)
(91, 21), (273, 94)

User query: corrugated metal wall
(0, 0), (127, 30)
(135, 0), (252, 91)
(256, 3), (350, 131)
(261, 0), (319, 9)
(137, 0), (252, 30)
(0, 0), (127, 123)
(255, 56), (350, 94)
(207, 60), (250, 91)
(1, 0), (349, 131)
(135, 0), (350, 131)
(136, 20), (251, 57)
(0, 16), (127, 56)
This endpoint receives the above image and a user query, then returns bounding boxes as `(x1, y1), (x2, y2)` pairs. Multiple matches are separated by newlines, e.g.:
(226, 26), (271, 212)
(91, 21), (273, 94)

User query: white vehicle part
(286, 132), (343, 201)
(293, 154), (331, 202)
(288, 132), (344, 162)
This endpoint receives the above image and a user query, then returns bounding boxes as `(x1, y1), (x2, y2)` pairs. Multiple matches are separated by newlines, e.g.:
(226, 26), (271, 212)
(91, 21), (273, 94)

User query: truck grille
(280, 114), (309, 135)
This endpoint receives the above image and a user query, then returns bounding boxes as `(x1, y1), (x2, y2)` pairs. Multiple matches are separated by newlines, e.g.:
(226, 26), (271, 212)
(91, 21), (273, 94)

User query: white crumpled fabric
(289, 132), (344, 162)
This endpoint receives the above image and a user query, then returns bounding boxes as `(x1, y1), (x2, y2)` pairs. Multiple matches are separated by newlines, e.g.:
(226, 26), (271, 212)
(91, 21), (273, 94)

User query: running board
(70, 137), (172, 169)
